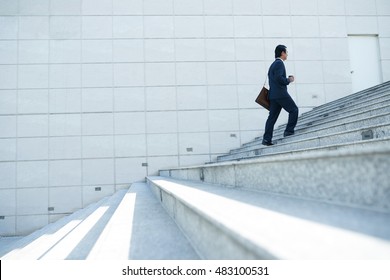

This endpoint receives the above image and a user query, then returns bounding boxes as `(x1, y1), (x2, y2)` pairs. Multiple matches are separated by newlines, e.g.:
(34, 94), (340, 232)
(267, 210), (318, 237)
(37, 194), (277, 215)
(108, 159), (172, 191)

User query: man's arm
(274, 61), (290, 86)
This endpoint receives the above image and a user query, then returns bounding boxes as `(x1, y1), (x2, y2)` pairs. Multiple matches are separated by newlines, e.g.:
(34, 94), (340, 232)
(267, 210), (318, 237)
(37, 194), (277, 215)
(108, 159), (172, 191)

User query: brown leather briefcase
(255, 86), (270, 110)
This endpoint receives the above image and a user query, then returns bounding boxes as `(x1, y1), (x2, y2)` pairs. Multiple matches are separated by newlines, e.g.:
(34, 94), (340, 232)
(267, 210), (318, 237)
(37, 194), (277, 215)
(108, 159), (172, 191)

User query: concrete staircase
(218, 81), (390, 162)
(1, 82), (390, 260)
(148, 81), (390, 259)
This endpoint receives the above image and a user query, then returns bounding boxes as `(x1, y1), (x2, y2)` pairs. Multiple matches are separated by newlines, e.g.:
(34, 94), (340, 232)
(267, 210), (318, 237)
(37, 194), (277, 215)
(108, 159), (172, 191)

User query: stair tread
(230, 124), (390, 158)
(86, 183), (199, 260)
(217, 137), (390, 163)
(177, 138), (390, 174)
(242, 119), (390, 151)
(298, 82), (390, 117)
(291, 91), (390, 125)
(222, 90), (390, 162)
(148, 176), (390, 259)
(255, 101), (390, 143)
(219, 130), (390, 163)
(274, 105), (390, 137)
(275, 101), (390, 134)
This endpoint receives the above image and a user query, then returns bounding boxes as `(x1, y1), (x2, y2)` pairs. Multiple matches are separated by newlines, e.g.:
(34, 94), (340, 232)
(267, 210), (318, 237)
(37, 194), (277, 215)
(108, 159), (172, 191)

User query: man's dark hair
(275, 45), (287, 58)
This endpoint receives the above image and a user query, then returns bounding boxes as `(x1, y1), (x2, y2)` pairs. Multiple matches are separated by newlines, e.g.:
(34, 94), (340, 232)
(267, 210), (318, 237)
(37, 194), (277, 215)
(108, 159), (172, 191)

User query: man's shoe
(283, 131), (294, 137)
(262, 140), (274, 146)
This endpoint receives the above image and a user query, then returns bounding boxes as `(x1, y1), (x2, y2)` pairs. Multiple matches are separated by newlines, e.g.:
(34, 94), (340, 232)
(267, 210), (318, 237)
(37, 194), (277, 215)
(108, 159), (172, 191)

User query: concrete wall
(0, 0), (389, 236)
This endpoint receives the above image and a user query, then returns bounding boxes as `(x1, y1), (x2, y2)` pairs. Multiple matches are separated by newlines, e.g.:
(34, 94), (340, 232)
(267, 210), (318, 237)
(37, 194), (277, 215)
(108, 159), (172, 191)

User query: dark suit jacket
(268, 58), (290, 100)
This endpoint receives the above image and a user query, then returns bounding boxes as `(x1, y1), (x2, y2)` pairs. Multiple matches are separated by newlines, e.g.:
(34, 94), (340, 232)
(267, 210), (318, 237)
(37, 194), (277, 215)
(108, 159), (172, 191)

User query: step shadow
(0, 198), (110, 259)
(62, 192), (126, 260)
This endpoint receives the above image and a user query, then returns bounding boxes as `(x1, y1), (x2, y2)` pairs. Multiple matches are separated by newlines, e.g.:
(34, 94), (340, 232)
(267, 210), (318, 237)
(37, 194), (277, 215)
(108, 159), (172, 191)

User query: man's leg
(278, 96), (298, 135)
(263, 100), (282, 143)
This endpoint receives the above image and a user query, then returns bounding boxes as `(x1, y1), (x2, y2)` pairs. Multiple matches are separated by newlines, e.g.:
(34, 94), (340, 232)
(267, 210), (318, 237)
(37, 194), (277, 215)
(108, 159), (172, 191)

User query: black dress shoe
(283, 131), (294, 137)
(262, 140), (274, 146)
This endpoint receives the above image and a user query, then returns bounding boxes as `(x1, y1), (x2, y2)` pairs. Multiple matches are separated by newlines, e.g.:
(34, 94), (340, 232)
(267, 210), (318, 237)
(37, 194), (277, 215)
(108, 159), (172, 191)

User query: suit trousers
(263, 95), (298, 142)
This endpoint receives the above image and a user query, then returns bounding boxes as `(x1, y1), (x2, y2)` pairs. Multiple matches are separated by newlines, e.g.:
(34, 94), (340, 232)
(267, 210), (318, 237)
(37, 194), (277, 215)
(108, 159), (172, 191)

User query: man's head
(275, 45), (288, 60)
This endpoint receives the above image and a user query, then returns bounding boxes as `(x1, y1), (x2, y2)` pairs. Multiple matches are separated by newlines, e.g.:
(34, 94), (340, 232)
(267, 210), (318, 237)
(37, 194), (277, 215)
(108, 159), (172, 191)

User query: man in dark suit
(262, 45), (298, 146)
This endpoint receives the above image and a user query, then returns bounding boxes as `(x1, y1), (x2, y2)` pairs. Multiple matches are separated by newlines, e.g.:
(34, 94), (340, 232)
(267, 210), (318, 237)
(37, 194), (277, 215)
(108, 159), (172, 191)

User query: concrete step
(298, 81), (390, 120)
(274, 95), (390, 137)
(274, 98), (390, 138)
(147, 176), (390, 259)
(222, 87), (390, 162)
(277, 114), (390, 144)
(218, 135), (390, 162)
(161, 142), (390, 213)
(296, 89), (390, 127)
(1, 184), (199, 260)
(242, 108), (390, 150)
(219, 121), (390, 162)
